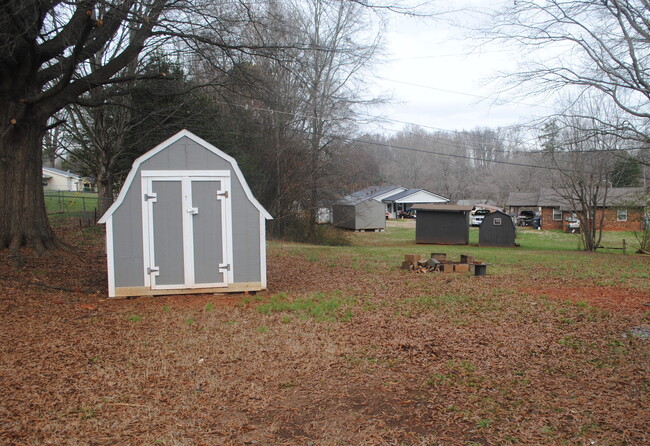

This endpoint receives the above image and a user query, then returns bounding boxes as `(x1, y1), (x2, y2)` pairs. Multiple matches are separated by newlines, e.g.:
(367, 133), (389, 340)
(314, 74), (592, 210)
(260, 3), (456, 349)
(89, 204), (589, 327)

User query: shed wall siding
(112, 136), (262, 288)
(332, 204), (356, 229)
(479, 212), (516, 247)
(333, 202), (385, 230)
(112, 177), (145, 287)
(416, 211), (469, 244)
(355, 201), (386, 230)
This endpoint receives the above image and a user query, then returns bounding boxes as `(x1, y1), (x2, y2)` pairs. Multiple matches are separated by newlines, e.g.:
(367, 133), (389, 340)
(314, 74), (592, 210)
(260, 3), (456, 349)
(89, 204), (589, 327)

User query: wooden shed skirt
(112, 282), (264, 298)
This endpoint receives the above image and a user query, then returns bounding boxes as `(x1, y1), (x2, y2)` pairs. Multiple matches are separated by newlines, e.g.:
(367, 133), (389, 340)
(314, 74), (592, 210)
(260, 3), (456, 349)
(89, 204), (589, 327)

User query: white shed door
(142, 172), (232, 290)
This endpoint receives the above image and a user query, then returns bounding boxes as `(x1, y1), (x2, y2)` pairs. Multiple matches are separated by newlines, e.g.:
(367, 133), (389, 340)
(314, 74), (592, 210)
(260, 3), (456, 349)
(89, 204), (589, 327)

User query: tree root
(7, 250), (25, 269)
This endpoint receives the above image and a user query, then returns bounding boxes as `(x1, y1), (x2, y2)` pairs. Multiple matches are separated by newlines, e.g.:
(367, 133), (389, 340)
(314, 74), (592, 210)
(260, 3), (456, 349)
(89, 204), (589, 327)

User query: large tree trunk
(96, 168), (114, 218)
(0, 118), (57, 252)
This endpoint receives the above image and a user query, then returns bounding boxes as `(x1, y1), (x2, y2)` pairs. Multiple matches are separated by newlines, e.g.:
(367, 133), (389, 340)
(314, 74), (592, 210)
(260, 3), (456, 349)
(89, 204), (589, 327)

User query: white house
(42, 167), (82, 191)
(382, 188), (449, 218)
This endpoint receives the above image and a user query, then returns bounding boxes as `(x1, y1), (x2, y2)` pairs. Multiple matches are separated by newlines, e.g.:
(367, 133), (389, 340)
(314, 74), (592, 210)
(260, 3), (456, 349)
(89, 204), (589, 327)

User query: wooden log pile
(400, 253), (485, 274)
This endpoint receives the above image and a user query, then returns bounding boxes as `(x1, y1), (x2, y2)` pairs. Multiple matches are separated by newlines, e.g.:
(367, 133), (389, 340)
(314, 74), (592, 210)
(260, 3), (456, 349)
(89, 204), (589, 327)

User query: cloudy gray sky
(367, 1), (556, 134)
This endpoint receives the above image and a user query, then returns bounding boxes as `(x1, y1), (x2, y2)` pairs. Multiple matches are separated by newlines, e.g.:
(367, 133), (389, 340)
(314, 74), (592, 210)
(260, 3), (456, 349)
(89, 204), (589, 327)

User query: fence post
(622, 238), (626, 255)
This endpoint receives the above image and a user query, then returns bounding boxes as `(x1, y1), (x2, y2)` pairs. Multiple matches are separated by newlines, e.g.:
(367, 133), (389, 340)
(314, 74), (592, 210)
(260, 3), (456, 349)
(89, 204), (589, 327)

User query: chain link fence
(44, 191), (102, 221)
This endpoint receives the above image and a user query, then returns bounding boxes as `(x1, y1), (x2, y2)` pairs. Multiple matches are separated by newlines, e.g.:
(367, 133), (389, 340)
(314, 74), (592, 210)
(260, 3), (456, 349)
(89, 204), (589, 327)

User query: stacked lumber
(400, 253), (484, 274)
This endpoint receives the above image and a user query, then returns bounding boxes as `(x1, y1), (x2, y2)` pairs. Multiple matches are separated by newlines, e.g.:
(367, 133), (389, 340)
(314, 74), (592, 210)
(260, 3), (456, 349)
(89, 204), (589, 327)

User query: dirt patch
(521, 286), (650, 313)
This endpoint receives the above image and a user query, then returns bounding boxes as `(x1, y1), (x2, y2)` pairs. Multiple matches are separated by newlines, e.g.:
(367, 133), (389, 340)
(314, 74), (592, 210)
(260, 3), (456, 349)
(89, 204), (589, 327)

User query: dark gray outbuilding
(332, 196), (386, 231)
(478, 210), (516, 247)
(411, 204), (474, 245)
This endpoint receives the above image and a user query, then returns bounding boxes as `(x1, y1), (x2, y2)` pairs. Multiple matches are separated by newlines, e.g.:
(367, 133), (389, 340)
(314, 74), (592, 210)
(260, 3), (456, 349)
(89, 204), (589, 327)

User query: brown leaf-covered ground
(1, 222), (649, 445)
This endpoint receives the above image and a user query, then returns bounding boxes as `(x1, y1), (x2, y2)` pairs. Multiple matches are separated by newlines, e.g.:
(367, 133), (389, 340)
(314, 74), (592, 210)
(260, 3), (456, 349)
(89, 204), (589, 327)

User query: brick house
(506, 187), (648, 232)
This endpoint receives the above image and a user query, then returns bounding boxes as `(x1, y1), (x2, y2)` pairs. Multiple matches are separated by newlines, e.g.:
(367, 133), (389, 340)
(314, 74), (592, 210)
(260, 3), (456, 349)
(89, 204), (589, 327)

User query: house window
(493, 217), (502, 226)
(552, 208), (562, 221)
(617, 209), (628, 222)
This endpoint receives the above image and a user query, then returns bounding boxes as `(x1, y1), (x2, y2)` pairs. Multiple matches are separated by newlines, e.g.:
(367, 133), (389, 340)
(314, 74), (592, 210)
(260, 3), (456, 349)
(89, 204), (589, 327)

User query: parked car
(470, 209), (490, 226)
(517, 210), (535, 226)
(565, 216), (580, 233)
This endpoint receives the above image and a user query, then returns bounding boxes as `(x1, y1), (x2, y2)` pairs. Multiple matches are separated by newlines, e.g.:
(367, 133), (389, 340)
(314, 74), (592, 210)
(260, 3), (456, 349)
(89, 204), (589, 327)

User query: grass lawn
(0, 220), (648, 445)
(44, 191), (99, 217)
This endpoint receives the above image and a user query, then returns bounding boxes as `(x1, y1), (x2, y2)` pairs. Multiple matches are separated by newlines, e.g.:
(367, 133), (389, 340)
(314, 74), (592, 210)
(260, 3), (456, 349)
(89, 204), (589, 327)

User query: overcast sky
(366, 1), (556, 135)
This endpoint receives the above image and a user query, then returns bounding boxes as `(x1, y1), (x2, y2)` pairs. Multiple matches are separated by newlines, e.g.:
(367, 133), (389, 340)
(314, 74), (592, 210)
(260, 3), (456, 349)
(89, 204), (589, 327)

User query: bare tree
(0, 1), (183, 252)
(42, 118), (66, 168)
(538, 101), (622, 251)
(488, 0), (650, 140)
(290, 0), (383, 230)
(0, 0), (392, 252)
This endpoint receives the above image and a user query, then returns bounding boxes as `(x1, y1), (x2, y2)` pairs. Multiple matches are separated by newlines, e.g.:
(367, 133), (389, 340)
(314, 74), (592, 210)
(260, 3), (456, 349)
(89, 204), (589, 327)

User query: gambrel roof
(99, 130), (272, 224)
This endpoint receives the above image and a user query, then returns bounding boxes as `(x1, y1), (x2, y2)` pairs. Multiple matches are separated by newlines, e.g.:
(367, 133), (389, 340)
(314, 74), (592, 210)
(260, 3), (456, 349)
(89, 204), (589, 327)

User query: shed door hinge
(217, 191), (229, 199)
(144, 193), (158, 202)
(147, 266), (160, 275)
(219, 263), (231, 271)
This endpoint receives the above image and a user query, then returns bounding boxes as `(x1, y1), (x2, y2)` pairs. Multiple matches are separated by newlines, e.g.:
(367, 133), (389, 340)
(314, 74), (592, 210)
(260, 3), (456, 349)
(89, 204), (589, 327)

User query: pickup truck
(470, 209), (490, 226)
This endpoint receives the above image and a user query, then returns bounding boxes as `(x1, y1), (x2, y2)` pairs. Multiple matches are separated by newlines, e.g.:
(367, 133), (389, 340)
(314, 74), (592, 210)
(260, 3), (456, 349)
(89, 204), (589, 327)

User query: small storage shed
(332, 196), (386, 231)
(479, 210), (516, 247)
(411, 204), (473, 245)
(98, 130), (272, 298)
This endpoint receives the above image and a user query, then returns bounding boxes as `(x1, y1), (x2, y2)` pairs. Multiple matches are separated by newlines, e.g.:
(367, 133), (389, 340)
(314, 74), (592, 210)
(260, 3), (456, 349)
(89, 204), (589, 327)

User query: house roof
(457, 199), (498, 206)
(411, 204), (474, 212)
(43, 167), (81, 179)
(507, 187), (646, 209)
(344, 185), (406, 201)
(506, 192), (540, 207)
(337, 196), (386, 206)
(382, 188), (449, 203)
(98, 129), (272, 224)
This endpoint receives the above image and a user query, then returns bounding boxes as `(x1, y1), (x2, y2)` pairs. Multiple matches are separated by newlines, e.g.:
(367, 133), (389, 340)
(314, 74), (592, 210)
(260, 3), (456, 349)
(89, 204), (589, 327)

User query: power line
(211, 99), (578, 172)
(377, 76), (557, 111)
(385, 48), (518, 62)
(209, 99), (648, 171)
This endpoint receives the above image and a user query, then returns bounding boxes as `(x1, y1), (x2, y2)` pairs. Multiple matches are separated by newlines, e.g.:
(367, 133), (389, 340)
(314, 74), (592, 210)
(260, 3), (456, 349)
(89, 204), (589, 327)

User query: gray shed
(98, 130), (272, 298)
(411, 204), (474, 245)
(479, 210), (516, 247)
(332, 196), (386, 231)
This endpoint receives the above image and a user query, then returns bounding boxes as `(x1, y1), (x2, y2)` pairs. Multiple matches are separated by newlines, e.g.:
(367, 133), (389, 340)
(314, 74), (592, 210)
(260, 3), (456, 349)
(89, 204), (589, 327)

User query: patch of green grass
(476, 418), (493, 429)
(257, 325), (269, 333)
(77, 406), (95, 419)
(558, 336), (583, 350)
(162, 305), (171, 312)
(185, 318), (195, 326)
(126, 314), (141, 322)
(204, 302), (215, 312)
(426, 373), (452, 387)
(256, 291), (355, 322)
